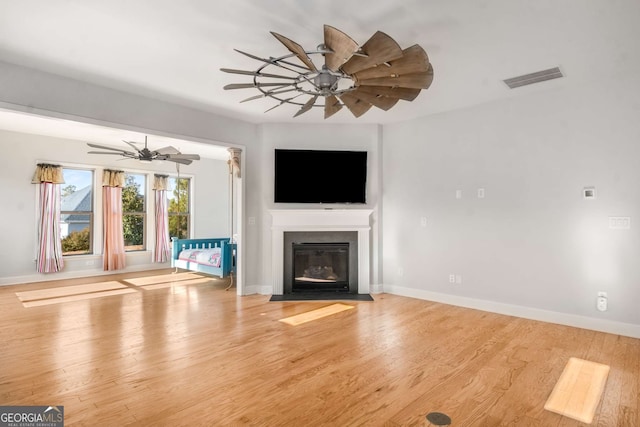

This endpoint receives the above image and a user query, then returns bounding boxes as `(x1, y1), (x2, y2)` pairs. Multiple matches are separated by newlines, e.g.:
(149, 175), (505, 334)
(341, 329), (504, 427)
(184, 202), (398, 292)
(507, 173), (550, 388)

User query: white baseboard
(369, 283), (384, 294)
(244, 284), (272, 296)
(383, 284), (640, 339)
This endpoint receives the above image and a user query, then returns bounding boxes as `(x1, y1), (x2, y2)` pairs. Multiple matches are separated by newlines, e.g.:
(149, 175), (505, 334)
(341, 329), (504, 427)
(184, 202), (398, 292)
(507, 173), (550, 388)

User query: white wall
(382, 73), (640, 336)
(0, 129), (229, 284)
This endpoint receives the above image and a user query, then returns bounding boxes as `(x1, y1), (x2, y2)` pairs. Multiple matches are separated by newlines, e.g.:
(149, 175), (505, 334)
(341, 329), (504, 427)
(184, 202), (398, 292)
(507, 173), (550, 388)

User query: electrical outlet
(449, 274), (456, 283)
(596, 291), (608, 312)
(248, 216), (256, 225)
(455, 275), (463, 284)
(597, 296), (607, 311)
(455, 190), (462, 199)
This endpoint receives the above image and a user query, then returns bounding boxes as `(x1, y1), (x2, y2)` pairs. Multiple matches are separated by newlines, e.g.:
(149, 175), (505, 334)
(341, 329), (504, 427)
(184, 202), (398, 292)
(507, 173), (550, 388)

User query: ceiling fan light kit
(87, 136), (201, 165)
(222, 25), (434, 119)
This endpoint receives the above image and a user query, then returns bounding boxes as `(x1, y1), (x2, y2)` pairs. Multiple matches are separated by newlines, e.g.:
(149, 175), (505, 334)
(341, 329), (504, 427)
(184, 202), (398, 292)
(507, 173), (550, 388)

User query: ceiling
(0, 1), (639, 141)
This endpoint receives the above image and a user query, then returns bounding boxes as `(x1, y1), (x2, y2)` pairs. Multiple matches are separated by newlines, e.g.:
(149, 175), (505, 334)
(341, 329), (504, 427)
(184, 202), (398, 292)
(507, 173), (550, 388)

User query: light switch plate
(609, 217), (631, 229)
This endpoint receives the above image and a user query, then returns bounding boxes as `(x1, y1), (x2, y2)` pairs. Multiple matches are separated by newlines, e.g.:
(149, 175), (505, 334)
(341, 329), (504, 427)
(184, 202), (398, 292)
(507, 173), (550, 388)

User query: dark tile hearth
(269, 293), (374, 302)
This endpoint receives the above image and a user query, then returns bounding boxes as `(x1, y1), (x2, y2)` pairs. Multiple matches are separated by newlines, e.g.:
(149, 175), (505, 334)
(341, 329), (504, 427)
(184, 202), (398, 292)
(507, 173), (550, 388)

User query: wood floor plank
(0, 272), (638, 426)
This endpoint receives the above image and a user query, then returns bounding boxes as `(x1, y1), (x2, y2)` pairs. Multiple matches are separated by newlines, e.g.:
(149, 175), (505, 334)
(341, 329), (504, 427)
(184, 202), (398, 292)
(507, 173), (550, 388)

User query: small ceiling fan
(87, 136), (201, 165)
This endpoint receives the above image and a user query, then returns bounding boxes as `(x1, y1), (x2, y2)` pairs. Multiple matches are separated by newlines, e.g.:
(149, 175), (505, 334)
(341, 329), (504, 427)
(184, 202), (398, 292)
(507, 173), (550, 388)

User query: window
(168, 177), (191, 239)
(60, 168), (94, 256)
(46, 167), (194, 257)
(123, 173), (146, 251)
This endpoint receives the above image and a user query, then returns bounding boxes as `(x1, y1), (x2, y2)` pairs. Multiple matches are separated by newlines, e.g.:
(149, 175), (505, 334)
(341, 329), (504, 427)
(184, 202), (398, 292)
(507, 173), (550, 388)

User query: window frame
(39, 163), (197, 258)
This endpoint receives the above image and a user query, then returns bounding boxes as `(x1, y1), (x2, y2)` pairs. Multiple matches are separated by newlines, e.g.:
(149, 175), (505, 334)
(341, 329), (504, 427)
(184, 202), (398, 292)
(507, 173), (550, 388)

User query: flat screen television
(274, 149), (367, 204)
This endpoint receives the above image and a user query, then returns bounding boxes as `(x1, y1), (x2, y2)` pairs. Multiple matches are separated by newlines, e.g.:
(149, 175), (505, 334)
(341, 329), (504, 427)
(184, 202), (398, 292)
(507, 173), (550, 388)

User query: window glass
(123, 173), (146, 251)
(60, 168), (94, 255)
(168, 177), (190, 239)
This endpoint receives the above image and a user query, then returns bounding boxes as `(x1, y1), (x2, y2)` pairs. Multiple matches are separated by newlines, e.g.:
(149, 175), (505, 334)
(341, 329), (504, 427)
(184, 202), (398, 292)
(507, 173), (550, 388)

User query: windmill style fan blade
(357, 67), (434, 89)
(264, 94), (303, 113)
(224, 82), (296, 90)
(341, 31), (403, 75)
(293, 95), (318, 117)
(354, 45), (431, 81)
(369, 96), (399, 111)
(240, 87), (297, 103)
(324, 95), (343, 119)
(339, 92), (372, 118)
(323, 25), (359, 72)
(87, 142), (131, 153)
(354, 85), (422, 101)
(233, 49), (309, 73)
(349, 88), (399, 111)
(220, 68), (297, 80)
(270, 32), (317, 71)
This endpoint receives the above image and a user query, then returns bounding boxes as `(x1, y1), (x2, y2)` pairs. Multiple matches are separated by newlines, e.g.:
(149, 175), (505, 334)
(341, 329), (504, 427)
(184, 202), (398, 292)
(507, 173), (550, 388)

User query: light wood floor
(0, 270), (638, 426)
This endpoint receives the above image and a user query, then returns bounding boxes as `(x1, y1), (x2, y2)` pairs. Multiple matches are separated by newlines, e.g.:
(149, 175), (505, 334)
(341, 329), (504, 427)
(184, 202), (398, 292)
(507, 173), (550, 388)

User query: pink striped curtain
(153, 174), (170, 263)
(102, 170), (126, 271)
(32, 163), (65, 273)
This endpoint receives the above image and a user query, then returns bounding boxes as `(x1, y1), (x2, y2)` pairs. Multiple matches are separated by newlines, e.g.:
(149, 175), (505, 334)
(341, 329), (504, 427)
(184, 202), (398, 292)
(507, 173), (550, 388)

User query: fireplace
(292, 242), (350, 292)
(269, 209), (373, 295)
(283, 231), (358, 294)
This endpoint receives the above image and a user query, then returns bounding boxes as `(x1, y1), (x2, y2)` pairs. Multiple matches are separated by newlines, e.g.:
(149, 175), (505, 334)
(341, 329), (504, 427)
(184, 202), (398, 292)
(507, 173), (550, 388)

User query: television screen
(275, 149), (367, 204)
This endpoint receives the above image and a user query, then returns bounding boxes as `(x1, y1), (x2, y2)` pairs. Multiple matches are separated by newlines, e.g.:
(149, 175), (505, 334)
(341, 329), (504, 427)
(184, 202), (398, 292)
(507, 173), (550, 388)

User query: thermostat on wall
(583, 187), (596, 199)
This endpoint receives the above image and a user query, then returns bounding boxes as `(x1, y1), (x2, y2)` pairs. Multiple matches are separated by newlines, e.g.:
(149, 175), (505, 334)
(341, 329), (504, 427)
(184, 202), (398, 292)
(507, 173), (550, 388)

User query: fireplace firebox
(282, 230), (359, 295)
(292, 243), (349, 292)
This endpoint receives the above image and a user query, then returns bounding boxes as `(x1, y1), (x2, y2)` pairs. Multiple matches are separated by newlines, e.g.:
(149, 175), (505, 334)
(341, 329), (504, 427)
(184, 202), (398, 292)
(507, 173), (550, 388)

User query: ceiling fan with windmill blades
(221, 25), (434, 119)
(87, 136), (201, 165)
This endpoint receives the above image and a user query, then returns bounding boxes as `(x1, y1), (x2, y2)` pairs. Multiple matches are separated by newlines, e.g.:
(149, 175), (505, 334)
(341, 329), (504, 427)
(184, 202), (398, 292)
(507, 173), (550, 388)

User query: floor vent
(503, 67), (563, 89)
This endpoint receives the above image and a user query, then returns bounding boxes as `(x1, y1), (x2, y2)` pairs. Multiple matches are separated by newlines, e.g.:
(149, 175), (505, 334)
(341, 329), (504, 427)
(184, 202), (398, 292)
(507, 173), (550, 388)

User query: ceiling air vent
(503, 67), (563, 89)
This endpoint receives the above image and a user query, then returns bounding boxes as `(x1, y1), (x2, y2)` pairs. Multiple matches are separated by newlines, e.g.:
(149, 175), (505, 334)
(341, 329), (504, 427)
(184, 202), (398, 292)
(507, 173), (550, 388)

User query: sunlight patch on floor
(122, 272), (208, 287)
(544, 357), (610, 423)
(140, 277), (213, 290)
(16, 281), (136, 307)
(279, 303), (354, 326)
(15, 272), (215, 307)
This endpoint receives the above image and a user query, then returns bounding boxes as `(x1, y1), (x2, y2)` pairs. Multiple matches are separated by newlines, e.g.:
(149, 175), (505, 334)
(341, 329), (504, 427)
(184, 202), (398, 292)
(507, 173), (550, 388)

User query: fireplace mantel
(270, 209), (373, 295)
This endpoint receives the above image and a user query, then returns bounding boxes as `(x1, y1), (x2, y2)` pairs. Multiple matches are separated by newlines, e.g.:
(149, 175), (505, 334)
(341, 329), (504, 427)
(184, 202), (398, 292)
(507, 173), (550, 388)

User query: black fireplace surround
(283, 231), (358, 294)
